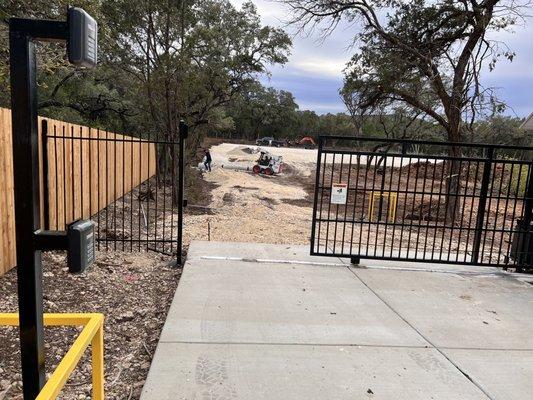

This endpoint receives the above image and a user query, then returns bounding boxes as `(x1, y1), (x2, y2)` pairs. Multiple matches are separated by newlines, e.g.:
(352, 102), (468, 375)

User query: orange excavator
(298, 136), (316, 149)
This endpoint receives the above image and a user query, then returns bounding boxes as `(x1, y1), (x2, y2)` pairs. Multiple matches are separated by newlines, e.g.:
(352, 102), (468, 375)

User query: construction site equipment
(252, 151), (283, 175)
(0, 313), (105, 400)
(510, 222), (533, 270)
(299, 136), (316, 149)
(256, 136), (285, 147)
(67, 220), (96, 273)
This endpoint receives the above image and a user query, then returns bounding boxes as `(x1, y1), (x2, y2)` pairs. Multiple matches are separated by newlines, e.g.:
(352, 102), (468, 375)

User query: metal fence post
(9, 23), (46, 399)
(176, 121), (188, 266)
(471, 147), (494, 264)
(524, 164), (533, 228)
(41, 119), (50, 230)
(310, 136), (323, 254)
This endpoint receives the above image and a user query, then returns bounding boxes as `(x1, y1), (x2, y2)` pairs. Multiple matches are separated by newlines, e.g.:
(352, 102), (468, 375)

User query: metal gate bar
(41, 119), (188, 262)
(311, 136), (533, 269)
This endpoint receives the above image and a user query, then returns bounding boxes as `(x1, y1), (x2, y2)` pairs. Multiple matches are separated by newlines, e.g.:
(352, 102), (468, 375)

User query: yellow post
(389, 193), (398, 222)
(368, 192), (376, 222)
(369, 192), (398, 223)
(92, 318), (105, 400)
(0, 313), (105, 400)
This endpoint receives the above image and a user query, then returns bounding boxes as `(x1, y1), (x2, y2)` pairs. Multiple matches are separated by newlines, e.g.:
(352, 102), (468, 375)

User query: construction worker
(204, 149), (212, 172)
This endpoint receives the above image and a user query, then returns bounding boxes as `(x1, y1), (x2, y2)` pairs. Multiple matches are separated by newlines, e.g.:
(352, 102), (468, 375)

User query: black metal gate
(42, 119), (187, 260)
(311, 136), (533, 269)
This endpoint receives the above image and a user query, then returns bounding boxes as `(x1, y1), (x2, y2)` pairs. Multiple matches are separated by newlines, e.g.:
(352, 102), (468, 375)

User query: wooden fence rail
(0, 108), (156, 276)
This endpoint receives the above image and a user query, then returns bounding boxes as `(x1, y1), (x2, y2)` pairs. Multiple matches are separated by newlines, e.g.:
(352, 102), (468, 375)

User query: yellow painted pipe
(0, 313), (105, 400)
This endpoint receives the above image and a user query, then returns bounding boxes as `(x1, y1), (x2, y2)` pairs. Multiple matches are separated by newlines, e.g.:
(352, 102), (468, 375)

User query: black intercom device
(67, 7), (98, 67)
(67, 220), (96, 273)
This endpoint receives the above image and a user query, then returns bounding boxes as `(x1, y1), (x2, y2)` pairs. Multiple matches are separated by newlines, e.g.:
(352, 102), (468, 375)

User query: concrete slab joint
(141, 241), (533, 400)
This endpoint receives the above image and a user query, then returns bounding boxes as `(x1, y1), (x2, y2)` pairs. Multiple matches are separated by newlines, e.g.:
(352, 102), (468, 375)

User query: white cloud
(230, 0), (533, 116)
(298, 102), (347, 113)
(291, 58), (348, 77)
(228, 0), (354, 111)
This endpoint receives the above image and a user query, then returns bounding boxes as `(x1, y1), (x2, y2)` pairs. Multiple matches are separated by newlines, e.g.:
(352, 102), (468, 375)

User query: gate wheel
(265, 167), (273, 175)
(252, 165), (261, 174)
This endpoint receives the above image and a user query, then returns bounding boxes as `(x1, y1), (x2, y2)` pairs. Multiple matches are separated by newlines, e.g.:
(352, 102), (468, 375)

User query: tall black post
(9, 25), (46, 399)
(310, 136), (323, 254)
(176, 120), (188, 265)
(8, 11), (97, 399)
(524, 165), (533, 228)
(521, 164), (533, 265)
(471, 147), (494, 264)
(41, 119), (50, 230)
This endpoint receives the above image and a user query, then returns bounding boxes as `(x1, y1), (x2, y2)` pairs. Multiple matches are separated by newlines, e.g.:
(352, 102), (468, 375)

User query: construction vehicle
(299, 136), (316, 149)
(256, 136), (285, 147)
(252, 151), (283, 175)
(286, 136), (317, 149)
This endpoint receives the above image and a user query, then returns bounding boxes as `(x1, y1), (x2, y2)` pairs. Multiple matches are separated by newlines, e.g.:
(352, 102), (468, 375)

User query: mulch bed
(0, 250), (181, 400)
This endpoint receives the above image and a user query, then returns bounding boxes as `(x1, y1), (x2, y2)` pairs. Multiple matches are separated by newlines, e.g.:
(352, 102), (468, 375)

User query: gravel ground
(0, 251), (180, 400)
(184, 144), (317, 246)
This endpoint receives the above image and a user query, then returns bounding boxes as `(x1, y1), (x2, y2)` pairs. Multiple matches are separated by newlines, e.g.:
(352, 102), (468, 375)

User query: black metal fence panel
(42, 119), (183, 257)
(311, 136), (533, 269)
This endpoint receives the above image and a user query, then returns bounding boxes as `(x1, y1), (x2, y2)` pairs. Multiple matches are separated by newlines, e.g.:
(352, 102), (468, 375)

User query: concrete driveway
(141, 241), (533, 400)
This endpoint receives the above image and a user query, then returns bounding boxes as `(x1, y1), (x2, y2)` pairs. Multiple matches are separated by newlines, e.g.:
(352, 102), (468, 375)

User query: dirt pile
(404, 199), (447, 222)
(402, 161), (446, 179)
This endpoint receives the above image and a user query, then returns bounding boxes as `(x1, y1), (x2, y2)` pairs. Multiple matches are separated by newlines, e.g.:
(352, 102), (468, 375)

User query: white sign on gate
(330, 183), (348, 205)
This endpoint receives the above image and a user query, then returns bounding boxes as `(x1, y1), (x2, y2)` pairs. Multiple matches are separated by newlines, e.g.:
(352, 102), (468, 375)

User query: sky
(230, 0), (533, 118)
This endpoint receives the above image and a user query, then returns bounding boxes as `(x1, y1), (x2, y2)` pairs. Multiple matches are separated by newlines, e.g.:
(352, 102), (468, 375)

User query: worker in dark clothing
(204, 149), (212, 172)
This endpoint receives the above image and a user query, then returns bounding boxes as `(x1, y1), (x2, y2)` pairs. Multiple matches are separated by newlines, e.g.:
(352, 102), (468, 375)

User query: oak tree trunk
(445, 119), (462, 225)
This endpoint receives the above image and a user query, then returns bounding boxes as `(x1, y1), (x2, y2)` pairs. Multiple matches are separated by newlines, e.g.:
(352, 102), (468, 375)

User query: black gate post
(471, 147), (494, 264)
(176, 120), (188, 266)
(519, 164), (533, 267)
(524, 164), (533, 228)
(9, 22), (47, 398)
(310, 136), (323, 254)
(9, 11), (97, 398)
(41, 119), (50, 230)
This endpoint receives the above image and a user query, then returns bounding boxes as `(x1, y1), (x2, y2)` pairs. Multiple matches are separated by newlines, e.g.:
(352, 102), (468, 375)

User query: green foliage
(285, 0), (527, 143)
(220, 82), (299, 139)
(1, 0), (532, 153)
(513, 165), (530, 197)
(0, 0), (291, 146)
(473, 116), (533, 147)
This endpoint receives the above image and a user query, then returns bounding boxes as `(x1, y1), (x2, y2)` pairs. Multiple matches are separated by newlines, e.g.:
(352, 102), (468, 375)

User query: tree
(102, 0), (290, 203)
(284, 0), (525, 142)
(102, 0), (289, 134)
(283, 0), (528, 222)
(317, 113), (356, 136)
(0, 1), (105, 111)
(225, 82), (299, 139)
(474, 115), (533, 151)
(295, 109), (320, 137)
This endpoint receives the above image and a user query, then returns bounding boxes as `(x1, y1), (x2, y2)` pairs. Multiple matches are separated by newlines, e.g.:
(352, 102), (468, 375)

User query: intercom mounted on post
(67, 7), (98, 67)
(9, 8), (98, 398)
(67, 220), (96, 273)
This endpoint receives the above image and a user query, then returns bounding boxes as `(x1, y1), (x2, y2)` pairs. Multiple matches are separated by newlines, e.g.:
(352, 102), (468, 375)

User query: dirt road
(184, 144), (317, 247)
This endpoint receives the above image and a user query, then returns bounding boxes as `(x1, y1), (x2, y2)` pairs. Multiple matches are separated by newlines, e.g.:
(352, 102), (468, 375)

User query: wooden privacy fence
(0, 108), (156, 276)
(0, 108), (16, 277)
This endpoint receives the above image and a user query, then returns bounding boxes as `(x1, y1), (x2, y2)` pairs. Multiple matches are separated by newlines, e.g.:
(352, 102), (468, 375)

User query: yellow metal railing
(369, 191), (398, 223)
(0, 313), (104, 400)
